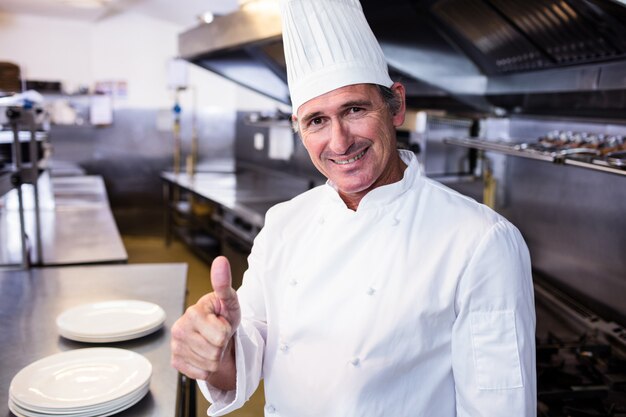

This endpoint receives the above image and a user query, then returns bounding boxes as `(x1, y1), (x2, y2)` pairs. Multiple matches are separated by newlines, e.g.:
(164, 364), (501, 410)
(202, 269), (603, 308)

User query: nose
(328, 119), (352, 155)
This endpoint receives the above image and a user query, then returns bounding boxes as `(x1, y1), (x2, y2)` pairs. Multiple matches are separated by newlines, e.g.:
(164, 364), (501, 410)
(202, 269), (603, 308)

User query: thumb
(210, 256), (238, 312)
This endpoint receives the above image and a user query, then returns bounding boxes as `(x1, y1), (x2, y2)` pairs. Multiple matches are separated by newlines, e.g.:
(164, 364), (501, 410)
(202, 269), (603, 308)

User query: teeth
(334, 149), (366, 165)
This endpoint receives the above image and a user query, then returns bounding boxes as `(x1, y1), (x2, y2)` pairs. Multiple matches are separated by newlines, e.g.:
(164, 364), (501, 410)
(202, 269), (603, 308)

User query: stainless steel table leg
(29, 126), (42, 265)
(164, 181), (173, 246)
(10, 115), (30, 269)
(176, 374), (196, 417)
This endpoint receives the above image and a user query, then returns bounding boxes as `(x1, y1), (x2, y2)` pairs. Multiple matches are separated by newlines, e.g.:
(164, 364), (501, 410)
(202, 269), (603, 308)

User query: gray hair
(292, 83), (402, 134)
(376, 84), (402, 116)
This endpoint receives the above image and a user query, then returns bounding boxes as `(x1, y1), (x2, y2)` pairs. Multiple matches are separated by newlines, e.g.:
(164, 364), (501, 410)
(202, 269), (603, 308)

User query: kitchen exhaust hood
(178, 1), (289, 104)
(179, 0), (626, 118)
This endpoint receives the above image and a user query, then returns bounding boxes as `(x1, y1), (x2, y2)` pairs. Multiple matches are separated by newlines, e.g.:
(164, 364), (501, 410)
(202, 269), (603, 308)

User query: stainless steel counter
(0, 263), (188, 417)
(0, 175), (127, 266)
(161, 170), (310, 228)
(161, 169), (311, 285)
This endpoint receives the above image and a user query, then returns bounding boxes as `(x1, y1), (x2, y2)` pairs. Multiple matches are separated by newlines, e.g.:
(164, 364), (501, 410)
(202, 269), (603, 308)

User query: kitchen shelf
(165, 185), (224, 263)
(170, 198), (222, 235)
(171, 225), (220, 265)
(444, 137), (626, 177)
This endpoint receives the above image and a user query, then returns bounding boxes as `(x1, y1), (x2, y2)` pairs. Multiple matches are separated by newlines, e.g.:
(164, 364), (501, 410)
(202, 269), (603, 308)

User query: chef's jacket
(200, 150), (536, 416)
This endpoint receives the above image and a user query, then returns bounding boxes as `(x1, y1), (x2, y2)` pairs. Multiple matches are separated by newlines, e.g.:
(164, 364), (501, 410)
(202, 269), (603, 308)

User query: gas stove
(537, 333), (626, 417)
(535, 280), (626, 417)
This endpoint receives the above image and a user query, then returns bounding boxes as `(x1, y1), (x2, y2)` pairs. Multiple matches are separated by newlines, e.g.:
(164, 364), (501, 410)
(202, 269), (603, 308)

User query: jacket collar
(323, 150), (421, 211)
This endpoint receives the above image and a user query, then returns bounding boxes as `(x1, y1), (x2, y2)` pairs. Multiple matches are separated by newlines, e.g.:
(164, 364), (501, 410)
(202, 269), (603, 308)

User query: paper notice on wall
(268, 126), (294, 160)
(254, 132), (265, 150)
(167, 59), (188, 90)
(90, 95), (113, 125)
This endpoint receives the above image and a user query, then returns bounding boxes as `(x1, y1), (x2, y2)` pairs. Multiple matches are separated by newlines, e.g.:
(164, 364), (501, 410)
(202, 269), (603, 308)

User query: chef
(170, 0), (537, 415)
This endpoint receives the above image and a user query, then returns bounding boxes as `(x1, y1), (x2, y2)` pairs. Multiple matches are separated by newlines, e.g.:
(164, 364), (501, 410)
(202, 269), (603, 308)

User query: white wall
(0, 13), (92, 92)
(0, 11), (284, 112)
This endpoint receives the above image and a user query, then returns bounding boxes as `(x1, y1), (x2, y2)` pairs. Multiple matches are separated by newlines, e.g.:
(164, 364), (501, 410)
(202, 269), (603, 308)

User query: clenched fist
(171, 256), (241, 390)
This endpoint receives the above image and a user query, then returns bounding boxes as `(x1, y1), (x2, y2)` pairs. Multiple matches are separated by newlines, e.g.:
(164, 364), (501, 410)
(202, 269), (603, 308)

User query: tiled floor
(122, 235), (265, 417)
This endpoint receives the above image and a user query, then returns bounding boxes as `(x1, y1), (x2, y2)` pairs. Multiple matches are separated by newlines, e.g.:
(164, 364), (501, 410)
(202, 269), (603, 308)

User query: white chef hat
(280, 0), (393, 113)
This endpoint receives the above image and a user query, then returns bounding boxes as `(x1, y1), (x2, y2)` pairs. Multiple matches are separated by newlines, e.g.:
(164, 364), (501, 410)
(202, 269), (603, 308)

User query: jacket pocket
(470, 310), (523, 390)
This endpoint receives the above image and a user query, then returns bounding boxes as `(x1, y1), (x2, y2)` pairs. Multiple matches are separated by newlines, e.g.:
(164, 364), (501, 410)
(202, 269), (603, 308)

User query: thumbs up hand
(209, 256), (241, 329)
(171, 256), (240, 389)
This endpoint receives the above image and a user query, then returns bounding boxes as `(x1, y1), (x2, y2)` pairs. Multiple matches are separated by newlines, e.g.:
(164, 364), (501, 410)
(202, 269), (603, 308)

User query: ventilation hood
(179, 1), (288, 103)
(179, 0), (626, 118)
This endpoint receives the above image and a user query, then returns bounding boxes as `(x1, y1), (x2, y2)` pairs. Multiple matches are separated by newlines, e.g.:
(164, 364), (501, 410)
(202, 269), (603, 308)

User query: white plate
(9, 348), (152, 410)
(55, 327), (164, 344)
(56, 300), (165, 342)
(10, 378), (150, 413)
(9, 384), (149, 417)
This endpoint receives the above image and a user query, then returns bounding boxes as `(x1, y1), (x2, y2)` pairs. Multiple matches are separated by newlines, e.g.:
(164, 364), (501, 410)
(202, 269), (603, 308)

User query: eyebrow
(300, 99), (373, 126)
(341, 99), (373, 109)
(300, 111), (324, 127)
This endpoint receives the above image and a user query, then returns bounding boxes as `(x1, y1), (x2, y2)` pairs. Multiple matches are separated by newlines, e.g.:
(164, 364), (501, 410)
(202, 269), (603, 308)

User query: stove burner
(537, 333), (626, 417)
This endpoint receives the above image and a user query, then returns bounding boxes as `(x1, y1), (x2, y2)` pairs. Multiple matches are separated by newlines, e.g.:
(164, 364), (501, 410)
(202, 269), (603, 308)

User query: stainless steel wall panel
(599, 61), (626, 90)
(234, 112), (324, 184)
(483, 116), (626, 326)
(500, 157), (626, 325)
(48, 108), (235, 235)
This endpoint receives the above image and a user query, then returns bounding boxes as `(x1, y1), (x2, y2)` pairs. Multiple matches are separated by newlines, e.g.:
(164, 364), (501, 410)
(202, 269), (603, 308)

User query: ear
(291, 114), (302, 138)
(390, 82), (406, 128)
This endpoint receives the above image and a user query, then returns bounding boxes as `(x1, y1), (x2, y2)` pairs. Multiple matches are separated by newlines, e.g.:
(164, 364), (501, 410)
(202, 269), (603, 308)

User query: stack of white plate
(56, 300), (166, 343)
(8, 348), (152, 417)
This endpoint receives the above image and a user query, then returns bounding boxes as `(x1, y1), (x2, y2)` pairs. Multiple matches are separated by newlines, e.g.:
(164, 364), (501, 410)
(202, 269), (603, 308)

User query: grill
(536, 279), (626, 417)
(537, 335), (626, 417)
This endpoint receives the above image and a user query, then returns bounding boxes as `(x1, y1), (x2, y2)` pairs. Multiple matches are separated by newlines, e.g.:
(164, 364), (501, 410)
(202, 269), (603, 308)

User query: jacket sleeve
(452, 220), (537, 416)
(197, 225), (270, 416)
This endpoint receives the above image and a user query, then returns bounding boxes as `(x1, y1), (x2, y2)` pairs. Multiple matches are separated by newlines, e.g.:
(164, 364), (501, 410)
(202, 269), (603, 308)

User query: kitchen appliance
(535, 280), (626, 417)
(179, 0), (626, 118)
(178, 1), (287, 104)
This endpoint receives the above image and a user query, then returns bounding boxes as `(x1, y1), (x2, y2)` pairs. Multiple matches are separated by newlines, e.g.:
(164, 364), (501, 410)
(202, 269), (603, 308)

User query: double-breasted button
(350, 357), (360, 366)
(289, 279), (298, 286)
(266, 404), (276, 413)
(366, 287), (376, 296)
(279, 343), (289, 352)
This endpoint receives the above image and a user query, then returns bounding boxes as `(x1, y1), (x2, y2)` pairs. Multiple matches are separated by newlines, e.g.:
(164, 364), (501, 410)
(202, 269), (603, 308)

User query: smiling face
(294, 82), (407, 210)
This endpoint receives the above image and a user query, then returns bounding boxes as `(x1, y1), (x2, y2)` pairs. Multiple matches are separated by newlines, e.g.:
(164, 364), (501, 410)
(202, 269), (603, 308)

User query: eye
(348, 106), (363, 114)
(302, 116), (326, 133)
(310, 117), (323, 126)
